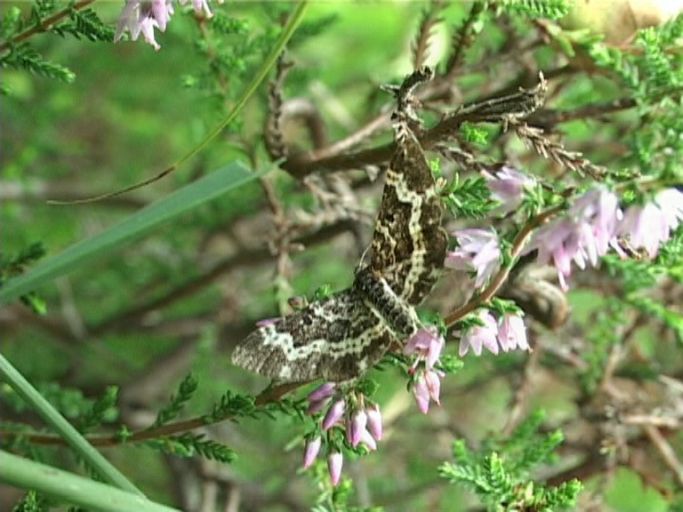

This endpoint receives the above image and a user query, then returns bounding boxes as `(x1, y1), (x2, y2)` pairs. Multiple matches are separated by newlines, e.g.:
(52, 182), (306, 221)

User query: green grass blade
(0, 161), (263, 304)
(0, 450), (181, 512)
(0, 353), (143, 494)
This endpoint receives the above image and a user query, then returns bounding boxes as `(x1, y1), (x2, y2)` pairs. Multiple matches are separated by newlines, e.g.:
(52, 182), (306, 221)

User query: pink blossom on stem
(445, 229), (501, 288)
(302, 436), (321, 469)
(308, 382), (336, 403)
(328, 452), (343, 486)
(307, 382), (336, 415)
(366, 404), (383, 441)
(255, 317), (280, 328)
(180, 0), (213, 17)
(484, 166), (535, 214)
(459, 310), (499, 356)
(348, 410), (368, 447)
(413, 374), (431, 414)
(526, 186), (621, 290)
(424, 370), (442, 405)
(404, 327), (444, 370)
(656, 188), (683, 231)
(360, 428), (378, 451)
(412, 369), (444, 413)
(619, 188), (683, 257)
(497, 313), (529, 352)
(115, 0), (175, 51)
(322, 399), (346, 431)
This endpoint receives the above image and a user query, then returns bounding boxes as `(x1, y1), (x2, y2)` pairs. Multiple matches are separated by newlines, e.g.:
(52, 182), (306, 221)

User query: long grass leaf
(0, 161), (263, 304)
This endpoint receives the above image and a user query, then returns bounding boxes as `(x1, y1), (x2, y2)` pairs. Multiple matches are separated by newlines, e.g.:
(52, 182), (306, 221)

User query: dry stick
(0, 0), (96, 52)
(644, 425), (683, 487)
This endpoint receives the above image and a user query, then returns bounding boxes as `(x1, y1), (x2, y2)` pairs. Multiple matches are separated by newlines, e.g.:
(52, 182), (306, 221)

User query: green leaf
(0, 353), (141, 495)
(0, 162), (266, 305)
(0, 450), (180, 512)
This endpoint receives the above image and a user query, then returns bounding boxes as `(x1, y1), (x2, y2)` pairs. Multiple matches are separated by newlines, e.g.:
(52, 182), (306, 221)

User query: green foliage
(439, 411), (581, 511)
(147, 433), (235, 463)
(153, 374), (199, 427)
(0, 242), (46, 314)
(580, 299), (627, 393)
(0, 0), (112, 85)
(203, 390), (257, 423)
(444, 175), (495, 218)
(12, 491), (47, 512)
(77, 387), (119, 433)
(496, 0), (570, 20)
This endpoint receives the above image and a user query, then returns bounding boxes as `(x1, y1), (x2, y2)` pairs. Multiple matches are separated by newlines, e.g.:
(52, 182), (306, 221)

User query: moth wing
(369, 126), (447, 305)
(232, 288), (397, 383)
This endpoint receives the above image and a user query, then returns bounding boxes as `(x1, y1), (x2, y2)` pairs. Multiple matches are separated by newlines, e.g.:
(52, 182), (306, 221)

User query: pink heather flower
(328, 452), (343, 486)
(302, 436), (321, 469)
(307, 382), (336, 415)
(413, 369), (444, 414)
(459, 310), (499, 357)
(484, 166), (535, 214)
(413, 374), (431, 414)
(180, 0), (213, 17)
(308, 382), (336, 403)
(656, 188), (683, 232)
(619, 203), (668, 258)
(619, 188), (683, 257)
(497, 313), (529, 352)
(348, 410), (368, 448)
(366, 404), (383, 441)
(445, 229), (501, 288)
(360, 428), (378, 451)
(256, 317), (279, 328)
(404, 327), (444, 370)
(115, 0), (175, 51)
(526, 186), (621, 290)
(322, 399), (346, 431)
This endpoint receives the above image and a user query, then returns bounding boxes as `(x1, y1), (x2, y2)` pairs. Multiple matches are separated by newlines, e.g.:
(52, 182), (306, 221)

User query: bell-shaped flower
(459, 310), (499, 356)
(302, 436), (321, 469)
(445, 229), (501, 288)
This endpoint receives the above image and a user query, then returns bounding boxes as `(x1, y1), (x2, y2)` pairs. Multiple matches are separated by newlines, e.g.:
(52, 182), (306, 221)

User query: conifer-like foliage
(1, 1), (683, 511)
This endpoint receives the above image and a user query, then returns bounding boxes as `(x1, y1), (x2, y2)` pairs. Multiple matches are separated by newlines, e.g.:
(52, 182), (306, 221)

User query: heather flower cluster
(404, 328), (447, 414)
(445, 228), (501, 289)
(526, 186), (683, 290)
(115, 0), (219, 51)
(458, 309), (529, 357)
(302, 383), (383, 486)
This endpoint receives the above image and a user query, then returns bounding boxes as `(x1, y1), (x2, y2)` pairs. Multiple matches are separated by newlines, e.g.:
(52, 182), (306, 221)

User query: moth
(232, 68), (447, 383)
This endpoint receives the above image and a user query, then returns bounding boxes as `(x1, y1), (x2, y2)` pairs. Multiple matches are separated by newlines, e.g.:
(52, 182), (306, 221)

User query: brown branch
(0, 0), (97, 53)
(283, 79), (547, 178)
(8, 381), (305, 447)
(510, 120), (607, 179)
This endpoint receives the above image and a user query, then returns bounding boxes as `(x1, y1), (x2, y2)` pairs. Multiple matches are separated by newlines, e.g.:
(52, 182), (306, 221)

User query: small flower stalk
(300, 383), (384, 486)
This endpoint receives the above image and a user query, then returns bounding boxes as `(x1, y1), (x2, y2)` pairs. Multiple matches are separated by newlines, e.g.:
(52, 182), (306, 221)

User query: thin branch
(644, 425), (683, 487)
(412, 6), (443, 69)
(0, 0), (96, 53)
(445, 1), (485, 79)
